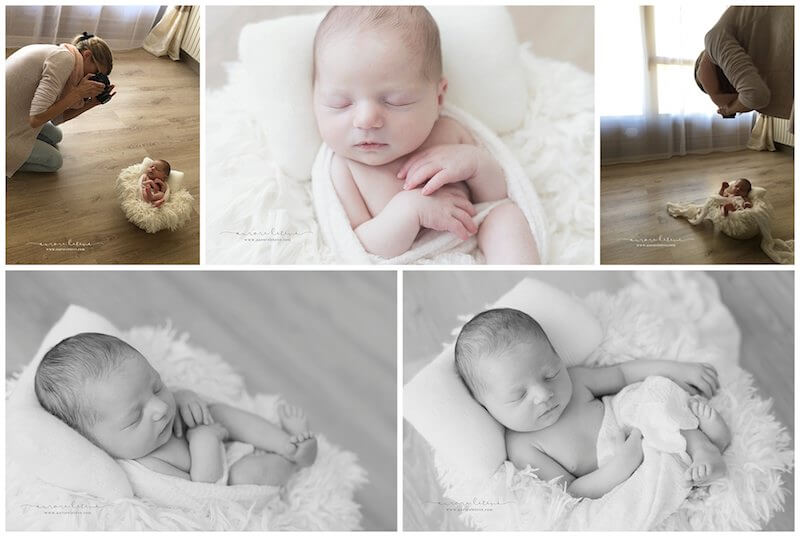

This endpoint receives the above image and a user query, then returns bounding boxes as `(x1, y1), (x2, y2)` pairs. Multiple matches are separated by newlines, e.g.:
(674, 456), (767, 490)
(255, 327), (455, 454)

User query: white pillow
(6, 305), (134, 499)
(142, 156), (185, 191)
(403, 278), (604, 479)
(237, 6), (528, 180)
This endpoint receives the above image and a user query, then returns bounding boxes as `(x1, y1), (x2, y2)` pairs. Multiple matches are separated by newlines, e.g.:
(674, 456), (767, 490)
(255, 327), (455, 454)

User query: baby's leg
(689, 397), (731, 452)
(477, 202), (540, 264)
(680, 429), (726, 485)
(228, 453), (297, 487)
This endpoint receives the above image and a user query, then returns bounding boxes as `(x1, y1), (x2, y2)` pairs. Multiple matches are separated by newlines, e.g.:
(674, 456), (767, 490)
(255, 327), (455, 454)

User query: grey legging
(18, 122), (63, 172)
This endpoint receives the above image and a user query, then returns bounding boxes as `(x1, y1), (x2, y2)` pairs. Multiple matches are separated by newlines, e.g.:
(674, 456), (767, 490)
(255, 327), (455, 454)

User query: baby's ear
(437, 77), (448, 107)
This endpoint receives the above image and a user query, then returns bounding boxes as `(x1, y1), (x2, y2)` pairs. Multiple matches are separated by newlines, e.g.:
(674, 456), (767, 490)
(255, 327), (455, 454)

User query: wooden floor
(601, 149), (794, 264)
(6, 48), (199, 264)
(6, 271), (397, 530)
(403, 271), (793, 531)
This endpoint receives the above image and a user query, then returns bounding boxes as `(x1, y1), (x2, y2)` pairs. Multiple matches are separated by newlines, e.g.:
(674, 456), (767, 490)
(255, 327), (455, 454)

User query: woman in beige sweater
(694, 6), (793, 120)
(5, 33), (115, 177)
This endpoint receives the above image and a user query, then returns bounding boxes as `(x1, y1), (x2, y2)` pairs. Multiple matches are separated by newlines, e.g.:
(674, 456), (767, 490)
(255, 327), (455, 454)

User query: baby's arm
(331, 156), (421, 257)
(185, 423), (227, 483)
(209, 403), (294, 458)
(719, 182), (729, 196)
(572, 361), (719, 399)
(508, 430), (644, 499)
(332, 157), (477, 256)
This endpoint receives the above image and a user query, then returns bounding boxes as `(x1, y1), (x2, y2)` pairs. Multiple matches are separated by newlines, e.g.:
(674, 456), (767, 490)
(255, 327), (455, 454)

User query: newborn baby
(718, 178), (753, 216)
(35, 333), (318, 486)
(455, 308), (731, 499)
(141, 159), (171, 208)
(312, 7), (539, 263)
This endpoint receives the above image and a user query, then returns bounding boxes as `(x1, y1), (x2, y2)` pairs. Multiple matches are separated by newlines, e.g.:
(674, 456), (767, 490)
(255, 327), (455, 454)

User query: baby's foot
(684, 446), (727, 486)
(689, 397), (731, 452)
(290, 431), (318, 468)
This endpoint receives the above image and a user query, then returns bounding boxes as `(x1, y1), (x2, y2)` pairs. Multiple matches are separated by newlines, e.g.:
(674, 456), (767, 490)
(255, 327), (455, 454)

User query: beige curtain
(143, 6), (191, 61)
(747, 113), (776, 151)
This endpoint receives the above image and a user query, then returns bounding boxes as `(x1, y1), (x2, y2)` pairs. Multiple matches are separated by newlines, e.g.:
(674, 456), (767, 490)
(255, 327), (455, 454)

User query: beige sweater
(5, 44), (77, 177)
(705, 6), (794, 119)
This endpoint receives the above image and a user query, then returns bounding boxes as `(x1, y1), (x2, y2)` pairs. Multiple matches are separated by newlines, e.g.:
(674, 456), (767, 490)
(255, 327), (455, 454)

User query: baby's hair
(72, 32), (113, 75)
(155, 159), (171, 176)
(313, 6), (442, 83)
(455, 308), (554, 401)
(694, 51), (735, 95)
(34, 333), (140, 439)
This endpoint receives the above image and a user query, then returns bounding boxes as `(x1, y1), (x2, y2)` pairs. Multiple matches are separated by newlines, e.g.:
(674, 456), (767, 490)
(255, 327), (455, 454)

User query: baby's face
(313, 28), (446, 166)
(146, 162), (168, 181)
(477, 338), (572, 432)
(83, 353), (176, 459)
(727, 179), (750, 197)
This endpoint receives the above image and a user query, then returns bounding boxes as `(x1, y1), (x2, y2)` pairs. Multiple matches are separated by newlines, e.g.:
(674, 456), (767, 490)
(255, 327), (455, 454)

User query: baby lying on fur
(718, 178), (753, 216)
(312, 6), (539, 263)
(35, 333), (317, 486)
(141, 159), (171, 208)
(455, 308), (730, 499)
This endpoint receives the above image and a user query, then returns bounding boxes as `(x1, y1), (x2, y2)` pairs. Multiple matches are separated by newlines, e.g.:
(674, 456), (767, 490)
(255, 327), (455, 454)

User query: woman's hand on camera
(72, 74), (105, 102)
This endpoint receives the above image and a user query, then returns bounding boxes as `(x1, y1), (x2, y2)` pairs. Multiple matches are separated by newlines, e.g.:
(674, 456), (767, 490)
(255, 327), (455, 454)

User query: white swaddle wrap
(573, 376), (694, 530)
(667, 187), (793, 264)
(312, 103), (548, 264)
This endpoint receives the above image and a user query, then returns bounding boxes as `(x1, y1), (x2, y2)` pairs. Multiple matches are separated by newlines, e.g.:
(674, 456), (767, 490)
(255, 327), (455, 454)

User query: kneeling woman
(6, 33), (116, 178)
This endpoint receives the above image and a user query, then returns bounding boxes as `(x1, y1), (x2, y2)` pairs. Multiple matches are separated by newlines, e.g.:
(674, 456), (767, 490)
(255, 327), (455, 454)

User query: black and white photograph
(404, 270), (793, 530)
(6, 270), (397, 530)
(205, 5), (594, 265)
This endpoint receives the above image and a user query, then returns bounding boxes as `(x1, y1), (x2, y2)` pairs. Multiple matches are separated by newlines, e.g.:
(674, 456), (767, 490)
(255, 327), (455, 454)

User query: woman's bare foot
(278, 403), (309, 435)
(290, 431), (318, 467)
(689, 397), (731, 452)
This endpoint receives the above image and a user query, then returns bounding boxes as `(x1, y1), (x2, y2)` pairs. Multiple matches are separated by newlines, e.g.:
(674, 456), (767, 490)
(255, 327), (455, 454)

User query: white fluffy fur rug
(404, 273), (792, 530)
(206, 45), (593, 265)
(116, 164), (195, 234)
(6, 324), (367, 530)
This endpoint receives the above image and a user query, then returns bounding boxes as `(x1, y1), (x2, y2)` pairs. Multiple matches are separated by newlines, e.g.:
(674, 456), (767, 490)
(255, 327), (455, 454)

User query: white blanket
(312, 104), (548, 264)
(667, 187), (794, 264)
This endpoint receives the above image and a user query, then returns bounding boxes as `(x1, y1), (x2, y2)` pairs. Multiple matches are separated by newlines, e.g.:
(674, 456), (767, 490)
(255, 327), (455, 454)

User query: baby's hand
(398, 144), (479, 195)
(173, 389), (213, 437)
(410, 184), (478, 240)
(620, 428), (644, 469)
(669, 362), (720, 398)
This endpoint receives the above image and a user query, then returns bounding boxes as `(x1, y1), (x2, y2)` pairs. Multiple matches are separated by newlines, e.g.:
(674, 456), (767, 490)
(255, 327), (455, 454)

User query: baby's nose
(353, 103), (383, 130)
(531, 385), (554, 404)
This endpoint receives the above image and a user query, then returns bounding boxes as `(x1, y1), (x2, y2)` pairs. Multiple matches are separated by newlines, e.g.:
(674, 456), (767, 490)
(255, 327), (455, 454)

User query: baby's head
(455, 308), (572, 432)
(312, 6), (446, 166)
(727, 178), (752, 197)
(146, 159), (171, 181)
(35, 333), (176, 459)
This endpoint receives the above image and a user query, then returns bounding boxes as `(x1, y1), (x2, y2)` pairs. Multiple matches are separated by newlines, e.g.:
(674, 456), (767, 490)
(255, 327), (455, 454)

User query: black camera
(90, 72), (112, 104)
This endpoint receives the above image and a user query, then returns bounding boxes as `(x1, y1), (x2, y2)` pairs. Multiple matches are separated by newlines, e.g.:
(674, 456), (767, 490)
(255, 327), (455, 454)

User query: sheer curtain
(599, 5), (754, 164)
(6, 6), (161, 51)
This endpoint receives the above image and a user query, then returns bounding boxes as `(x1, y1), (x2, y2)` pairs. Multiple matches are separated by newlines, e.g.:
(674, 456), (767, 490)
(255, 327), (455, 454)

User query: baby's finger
(445, 216), (471, 241)
(702, 373), (718, 395)
(451, 208), (478, 237)
(180, 405), (196, 428)
(694, 378), (713, 399)
(190, 402), (204, 426)
(422, 169), (454, 196)
(452, 195), (477, 217)
(173, 411), (184, 437)
(202, 404), (213, 425)
(397, 150), (429, 179)
(405, 162), (438, 190)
